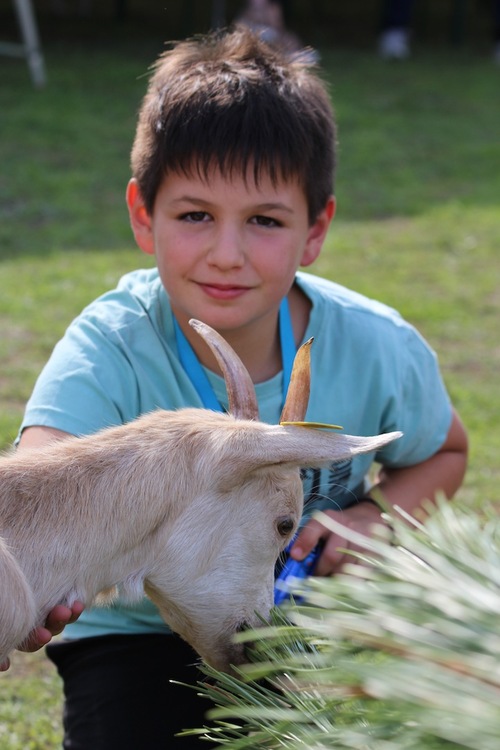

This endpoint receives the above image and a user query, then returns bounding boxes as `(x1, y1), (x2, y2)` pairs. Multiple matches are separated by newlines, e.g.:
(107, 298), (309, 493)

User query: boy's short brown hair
(131, 26), (336, 223)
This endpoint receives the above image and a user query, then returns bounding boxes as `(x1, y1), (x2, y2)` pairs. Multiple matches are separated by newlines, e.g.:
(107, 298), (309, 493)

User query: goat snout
(203, 638), (246, 674)
(236, 619), (251, 634)
(201, 618), (260, 673)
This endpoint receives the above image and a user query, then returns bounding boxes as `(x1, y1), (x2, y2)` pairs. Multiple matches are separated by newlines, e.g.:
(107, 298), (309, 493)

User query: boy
(10, 26), (467, 748)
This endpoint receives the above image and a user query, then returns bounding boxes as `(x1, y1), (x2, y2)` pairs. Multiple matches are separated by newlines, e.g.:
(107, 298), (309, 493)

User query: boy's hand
(290, 503), (384, 576)
(289, 410), (468, 579)
(0, 601), (85, 672)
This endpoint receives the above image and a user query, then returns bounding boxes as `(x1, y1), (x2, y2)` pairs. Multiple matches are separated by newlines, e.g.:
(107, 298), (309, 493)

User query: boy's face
(127, 167), (334, 336)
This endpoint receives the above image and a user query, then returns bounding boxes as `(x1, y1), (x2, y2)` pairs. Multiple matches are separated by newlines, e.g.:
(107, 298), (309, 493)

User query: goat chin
(199, 639), (247, 674)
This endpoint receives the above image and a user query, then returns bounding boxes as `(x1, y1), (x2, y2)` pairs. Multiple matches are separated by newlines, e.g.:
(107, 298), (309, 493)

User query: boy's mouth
(198, 282), (251, 300)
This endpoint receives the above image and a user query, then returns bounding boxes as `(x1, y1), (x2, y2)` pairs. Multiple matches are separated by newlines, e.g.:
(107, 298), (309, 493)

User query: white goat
(0, 320), (400, 672)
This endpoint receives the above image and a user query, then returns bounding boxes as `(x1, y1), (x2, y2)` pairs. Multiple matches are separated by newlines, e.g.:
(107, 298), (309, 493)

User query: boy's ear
(126, 178), (155, 256)
(300, 196), (336, 267)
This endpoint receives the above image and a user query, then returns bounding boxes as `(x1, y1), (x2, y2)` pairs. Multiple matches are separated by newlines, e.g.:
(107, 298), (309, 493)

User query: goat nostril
(236, 620), (250, 633)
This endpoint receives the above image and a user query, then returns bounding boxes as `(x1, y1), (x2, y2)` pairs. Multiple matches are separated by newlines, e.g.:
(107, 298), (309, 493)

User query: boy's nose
(206, 226), (245, 269)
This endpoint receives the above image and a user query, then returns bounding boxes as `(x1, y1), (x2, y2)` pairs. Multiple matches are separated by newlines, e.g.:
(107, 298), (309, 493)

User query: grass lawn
(0, 650), (63, 749)
(1, 6), (499, 746)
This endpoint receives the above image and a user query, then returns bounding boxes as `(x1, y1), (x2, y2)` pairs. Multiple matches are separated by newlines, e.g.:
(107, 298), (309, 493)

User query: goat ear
(263, 426), (402, 468)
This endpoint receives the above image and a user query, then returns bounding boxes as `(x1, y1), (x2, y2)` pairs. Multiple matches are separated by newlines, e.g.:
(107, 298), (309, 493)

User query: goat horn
(189, 319), (259, 420)
(279, 337), (313, 424)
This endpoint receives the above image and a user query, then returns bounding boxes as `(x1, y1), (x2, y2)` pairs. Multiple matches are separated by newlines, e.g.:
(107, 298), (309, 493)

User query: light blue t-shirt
(19, 269), (452, 638)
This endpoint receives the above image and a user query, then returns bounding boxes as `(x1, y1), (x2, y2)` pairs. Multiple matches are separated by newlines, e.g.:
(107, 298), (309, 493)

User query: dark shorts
(46, 632), (216, 749)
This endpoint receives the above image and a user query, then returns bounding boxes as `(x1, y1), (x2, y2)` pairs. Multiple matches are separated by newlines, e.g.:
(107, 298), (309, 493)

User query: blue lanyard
(173, 298), (296, 412)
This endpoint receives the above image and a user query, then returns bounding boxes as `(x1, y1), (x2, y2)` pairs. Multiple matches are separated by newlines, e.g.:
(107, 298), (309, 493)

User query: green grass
(0, 651), (63, 749)
(1, 11), (499, 747)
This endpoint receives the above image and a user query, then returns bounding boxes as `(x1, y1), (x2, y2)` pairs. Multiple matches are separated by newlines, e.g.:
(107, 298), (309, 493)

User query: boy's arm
(17, 424), (72, 449)
(0, 426), (85, 672)
(291, 408), (468, 576)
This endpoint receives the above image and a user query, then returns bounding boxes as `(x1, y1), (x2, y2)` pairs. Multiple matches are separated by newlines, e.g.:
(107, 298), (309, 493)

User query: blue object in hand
(274, 535), (322, 605)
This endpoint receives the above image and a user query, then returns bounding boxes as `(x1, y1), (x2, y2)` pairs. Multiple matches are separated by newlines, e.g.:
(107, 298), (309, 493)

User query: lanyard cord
(173, 297), (296, 412)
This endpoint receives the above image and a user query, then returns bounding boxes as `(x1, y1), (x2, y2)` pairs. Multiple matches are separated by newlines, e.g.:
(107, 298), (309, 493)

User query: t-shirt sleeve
(19, 313), (141, 439)
(373, 322), (453, 468)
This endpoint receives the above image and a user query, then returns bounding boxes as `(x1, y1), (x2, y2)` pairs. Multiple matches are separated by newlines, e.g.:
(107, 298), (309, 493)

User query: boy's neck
(174, 284), (311, 384)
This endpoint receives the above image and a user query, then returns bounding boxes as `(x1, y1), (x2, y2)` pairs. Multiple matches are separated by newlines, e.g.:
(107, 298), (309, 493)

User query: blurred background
(1, 0), (498, 69)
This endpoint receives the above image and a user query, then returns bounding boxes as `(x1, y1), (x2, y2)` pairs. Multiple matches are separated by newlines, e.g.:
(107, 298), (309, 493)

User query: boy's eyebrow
(254, 202), (294, 214)
(172, 196), (294, 214)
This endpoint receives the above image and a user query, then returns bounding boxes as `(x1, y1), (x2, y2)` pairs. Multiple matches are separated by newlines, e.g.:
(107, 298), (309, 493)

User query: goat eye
(276, 516), (295, 537)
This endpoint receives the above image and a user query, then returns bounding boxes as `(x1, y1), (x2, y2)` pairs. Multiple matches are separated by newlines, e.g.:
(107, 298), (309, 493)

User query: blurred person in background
(494, 0), (500, 61)
(238, 0), (308, 55)
(378, 0), (414, 59)
(378, 0), (500, 61)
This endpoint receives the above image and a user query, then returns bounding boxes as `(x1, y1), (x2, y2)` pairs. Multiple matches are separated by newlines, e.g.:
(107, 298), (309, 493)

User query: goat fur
(0, 323), (401, 672)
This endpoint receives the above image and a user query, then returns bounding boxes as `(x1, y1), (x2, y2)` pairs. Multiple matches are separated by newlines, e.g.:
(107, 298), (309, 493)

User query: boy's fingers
(290, 519), (326, 560)
(290, 515), (349, 576)
(45, 601), (85, 633)
(0, 657), (11, 671)
(18, 601), (85, 653)
(18, 625), (52, 653)
(68, 600), (85, 623)
(314, 539), (346, 576)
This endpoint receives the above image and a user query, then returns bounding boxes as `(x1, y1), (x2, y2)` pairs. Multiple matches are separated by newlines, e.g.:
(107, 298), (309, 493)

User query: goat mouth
(236, 619), (252, 634)
(212, 642), (247, 673)
(201, 619), (263, 672)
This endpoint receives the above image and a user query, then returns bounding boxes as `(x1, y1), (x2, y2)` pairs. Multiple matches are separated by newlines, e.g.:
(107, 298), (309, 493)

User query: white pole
(12, 0), (47, 87)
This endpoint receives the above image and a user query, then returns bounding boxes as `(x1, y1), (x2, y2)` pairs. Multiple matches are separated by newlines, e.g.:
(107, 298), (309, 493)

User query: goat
(0, 320), (401, 672)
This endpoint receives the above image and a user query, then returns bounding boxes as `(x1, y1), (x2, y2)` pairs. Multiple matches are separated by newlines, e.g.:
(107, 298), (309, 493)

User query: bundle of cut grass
(184, 501), (500, 749)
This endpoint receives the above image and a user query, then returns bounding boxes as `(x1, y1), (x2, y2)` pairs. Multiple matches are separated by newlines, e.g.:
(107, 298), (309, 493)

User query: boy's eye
(180, 211), (210, 223)
(251, 215), (281, 228)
